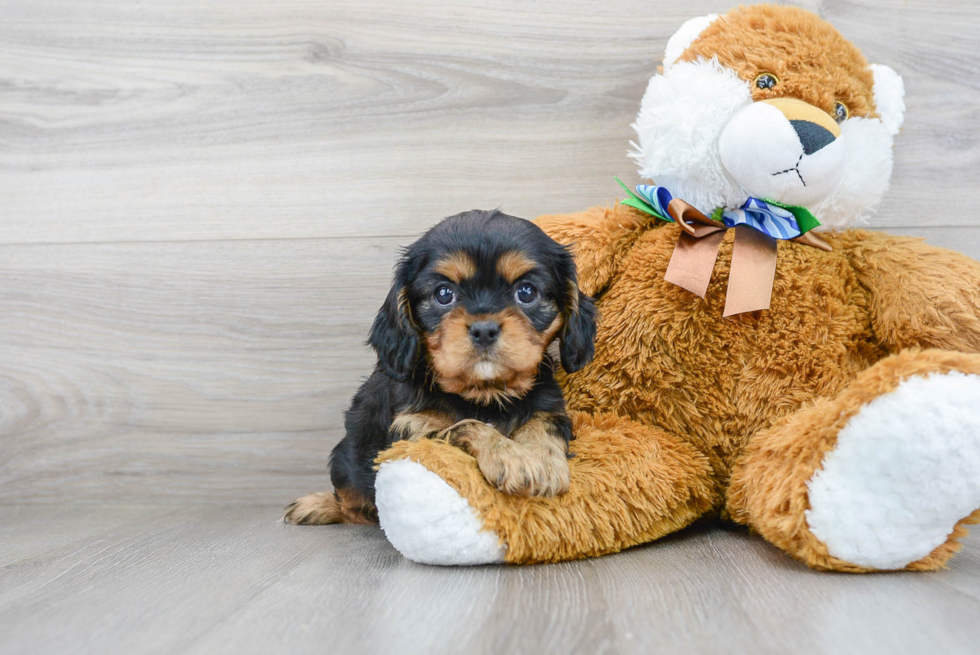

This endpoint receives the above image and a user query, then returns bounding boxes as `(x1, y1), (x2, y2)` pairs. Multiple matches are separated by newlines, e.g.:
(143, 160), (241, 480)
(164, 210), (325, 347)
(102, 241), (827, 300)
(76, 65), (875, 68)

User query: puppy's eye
(515, 283), (538, 305)
(754, 73), (778, 90)
(834, 101), (849, 124)
(434, 285), (455, 306)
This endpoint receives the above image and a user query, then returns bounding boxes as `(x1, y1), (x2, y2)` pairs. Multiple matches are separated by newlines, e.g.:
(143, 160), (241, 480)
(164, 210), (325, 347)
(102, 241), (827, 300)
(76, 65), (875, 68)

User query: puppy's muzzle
(468, 320), (501, 348)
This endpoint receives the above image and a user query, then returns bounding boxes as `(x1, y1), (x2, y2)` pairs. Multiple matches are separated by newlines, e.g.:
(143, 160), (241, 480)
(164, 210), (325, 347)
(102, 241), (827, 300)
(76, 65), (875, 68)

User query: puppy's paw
(283, 492), (342, 525)
(439, 419), (570, 496)
(438, 419), (496, 449)
(479, 446), (570, 497)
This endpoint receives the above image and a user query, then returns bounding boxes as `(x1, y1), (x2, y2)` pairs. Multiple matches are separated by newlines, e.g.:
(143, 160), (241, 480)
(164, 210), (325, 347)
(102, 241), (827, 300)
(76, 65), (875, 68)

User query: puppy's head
(369, 210), (597, 405)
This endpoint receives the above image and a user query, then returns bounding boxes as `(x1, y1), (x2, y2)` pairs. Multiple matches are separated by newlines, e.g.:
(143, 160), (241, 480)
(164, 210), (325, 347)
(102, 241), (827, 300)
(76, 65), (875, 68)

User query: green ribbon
(615, 177), (672, 222)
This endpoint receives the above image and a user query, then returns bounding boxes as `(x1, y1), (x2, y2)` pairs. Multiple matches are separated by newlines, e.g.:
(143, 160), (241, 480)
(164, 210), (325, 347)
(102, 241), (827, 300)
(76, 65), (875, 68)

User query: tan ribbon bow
(661, 199), (832, 317)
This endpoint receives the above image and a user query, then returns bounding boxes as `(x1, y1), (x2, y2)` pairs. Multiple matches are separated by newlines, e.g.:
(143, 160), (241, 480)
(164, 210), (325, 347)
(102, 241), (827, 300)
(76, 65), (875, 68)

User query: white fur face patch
(805, 372), (980, 570)
(718, 102), (846, 208)
(473, 360), (498, 380)
(808, 116), (895, 229)
(631, 58), (752, 214)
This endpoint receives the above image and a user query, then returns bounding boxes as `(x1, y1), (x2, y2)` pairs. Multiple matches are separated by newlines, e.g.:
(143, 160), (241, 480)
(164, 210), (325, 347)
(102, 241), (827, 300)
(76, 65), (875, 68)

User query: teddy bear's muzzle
(718, 97), (846, 208)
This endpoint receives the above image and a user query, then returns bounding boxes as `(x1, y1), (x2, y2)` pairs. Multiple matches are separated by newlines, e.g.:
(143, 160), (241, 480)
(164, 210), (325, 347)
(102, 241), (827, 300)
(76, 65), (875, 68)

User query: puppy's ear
(369, 256), (421, 380)
(559, 279), (598, 374)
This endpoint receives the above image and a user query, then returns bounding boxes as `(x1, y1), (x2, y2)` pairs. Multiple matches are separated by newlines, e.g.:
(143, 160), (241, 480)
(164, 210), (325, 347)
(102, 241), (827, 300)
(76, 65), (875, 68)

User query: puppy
(284, 209), (597, 525)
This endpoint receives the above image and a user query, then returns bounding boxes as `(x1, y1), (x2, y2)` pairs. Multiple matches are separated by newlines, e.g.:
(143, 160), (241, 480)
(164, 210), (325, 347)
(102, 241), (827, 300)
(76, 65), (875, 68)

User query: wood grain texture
(2, 227), (978, 504)
(0, 238), (399, 503)
(0, 0), (978, 245)
(0, 506), (978, 655)
(1, 0), (979, 505)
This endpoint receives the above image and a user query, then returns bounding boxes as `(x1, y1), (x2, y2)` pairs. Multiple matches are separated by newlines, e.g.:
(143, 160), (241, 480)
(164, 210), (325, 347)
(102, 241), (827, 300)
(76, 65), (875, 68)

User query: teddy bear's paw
(374, 459), (507, 566)
(805, 371), (980, 570)
(441, 420), (570, 497)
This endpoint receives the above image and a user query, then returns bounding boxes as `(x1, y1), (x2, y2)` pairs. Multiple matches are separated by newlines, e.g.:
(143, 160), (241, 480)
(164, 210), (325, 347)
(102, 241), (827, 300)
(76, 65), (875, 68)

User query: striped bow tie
(632, 184), (822, 240)
(618, 179), (831, 317)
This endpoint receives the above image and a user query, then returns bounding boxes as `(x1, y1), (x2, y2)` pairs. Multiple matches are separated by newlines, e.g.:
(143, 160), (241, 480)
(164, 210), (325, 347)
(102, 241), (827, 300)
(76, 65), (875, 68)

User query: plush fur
(662, 14), (720, 70)
(378, 213), (980, 568)
(381, 407), (715, 564)
(371, 5), (980, 571)
(375, 459), (507, 565)
(806, 371), (980, 570)
(632, 4), (903, 230)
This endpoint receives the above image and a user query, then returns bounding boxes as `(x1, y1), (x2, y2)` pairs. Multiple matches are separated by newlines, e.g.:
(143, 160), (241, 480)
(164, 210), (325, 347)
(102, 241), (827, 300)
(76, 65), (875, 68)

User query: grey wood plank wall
(1, 0), (978, 503)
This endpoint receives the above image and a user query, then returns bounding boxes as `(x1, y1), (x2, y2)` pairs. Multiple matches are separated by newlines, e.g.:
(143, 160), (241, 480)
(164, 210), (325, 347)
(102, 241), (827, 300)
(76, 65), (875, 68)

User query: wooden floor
(0, 506), (978, 655)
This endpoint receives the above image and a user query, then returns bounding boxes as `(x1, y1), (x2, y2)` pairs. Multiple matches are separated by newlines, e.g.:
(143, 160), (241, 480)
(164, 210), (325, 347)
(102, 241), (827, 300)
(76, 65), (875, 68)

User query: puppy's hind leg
(283, 491), (342, 525)
(283, 488), (378, 525)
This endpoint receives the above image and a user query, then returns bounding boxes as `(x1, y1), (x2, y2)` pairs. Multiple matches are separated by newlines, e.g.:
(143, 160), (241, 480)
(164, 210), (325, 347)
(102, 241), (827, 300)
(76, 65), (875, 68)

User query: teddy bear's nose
(790, 120), (836, 155)
(760, 97), (841, 156)
(718, 95), (847, 208)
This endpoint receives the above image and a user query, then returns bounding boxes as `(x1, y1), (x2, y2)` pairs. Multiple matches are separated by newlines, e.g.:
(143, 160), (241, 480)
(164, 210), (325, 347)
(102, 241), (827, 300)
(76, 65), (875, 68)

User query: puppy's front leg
(390, 410), (455, 442)
(511, 413), (571, 496)
(442, 414), (570, 497)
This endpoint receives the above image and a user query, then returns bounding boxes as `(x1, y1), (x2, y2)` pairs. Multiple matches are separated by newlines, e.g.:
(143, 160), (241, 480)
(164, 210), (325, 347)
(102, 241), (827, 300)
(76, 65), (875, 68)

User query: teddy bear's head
(632, 4), (905, 230)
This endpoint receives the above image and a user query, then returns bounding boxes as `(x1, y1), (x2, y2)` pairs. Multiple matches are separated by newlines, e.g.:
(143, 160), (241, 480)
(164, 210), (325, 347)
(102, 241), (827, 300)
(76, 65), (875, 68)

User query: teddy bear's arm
(535, 203), (655, 297)
(850, 233), (980, 353)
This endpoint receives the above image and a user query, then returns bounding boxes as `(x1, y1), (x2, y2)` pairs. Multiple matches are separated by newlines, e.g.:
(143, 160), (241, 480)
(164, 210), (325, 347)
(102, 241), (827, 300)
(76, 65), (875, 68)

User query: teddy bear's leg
(728, 349), (980, 572)
(375, 412), (717, 565)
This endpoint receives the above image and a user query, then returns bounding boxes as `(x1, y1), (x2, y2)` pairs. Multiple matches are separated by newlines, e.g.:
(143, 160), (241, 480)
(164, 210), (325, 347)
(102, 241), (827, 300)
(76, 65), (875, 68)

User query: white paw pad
(806, 371), (980, 569)
(375, 459), (507, 566)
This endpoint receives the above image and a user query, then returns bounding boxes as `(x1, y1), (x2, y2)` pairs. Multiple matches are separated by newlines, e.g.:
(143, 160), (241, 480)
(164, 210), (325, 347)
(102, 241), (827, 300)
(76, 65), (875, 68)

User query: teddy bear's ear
(663, 14), (720, 70)
(870, 64), (905, 136)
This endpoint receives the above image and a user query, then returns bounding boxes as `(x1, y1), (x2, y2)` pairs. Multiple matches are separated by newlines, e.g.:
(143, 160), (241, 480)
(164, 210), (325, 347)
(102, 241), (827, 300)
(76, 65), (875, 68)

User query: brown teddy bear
(371, 4), (980, 571)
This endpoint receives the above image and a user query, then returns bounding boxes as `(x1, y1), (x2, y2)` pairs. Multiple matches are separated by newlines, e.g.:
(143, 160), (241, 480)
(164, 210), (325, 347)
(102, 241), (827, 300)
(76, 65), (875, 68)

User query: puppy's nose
(468, 320), (500, 347)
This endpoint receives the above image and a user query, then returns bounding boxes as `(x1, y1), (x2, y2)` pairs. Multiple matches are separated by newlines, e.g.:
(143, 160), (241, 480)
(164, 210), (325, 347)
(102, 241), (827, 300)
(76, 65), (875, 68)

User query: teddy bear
(370, 4), (980, 572)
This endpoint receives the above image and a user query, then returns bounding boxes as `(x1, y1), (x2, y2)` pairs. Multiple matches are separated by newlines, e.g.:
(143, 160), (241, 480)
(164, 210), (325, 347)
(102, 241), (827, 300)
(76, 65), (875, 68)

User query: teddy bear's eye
(754, 73), (778, 90)
(834, 102), (849, 124)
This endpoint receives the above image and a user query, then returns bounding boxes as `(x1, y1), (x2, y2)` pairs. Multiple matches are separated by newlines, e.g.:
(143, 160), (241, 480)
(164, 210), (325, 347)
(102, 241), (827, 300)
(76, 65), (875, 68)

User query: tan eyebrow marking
(497, 250), (536, 284)
(433, 251), (477, 283)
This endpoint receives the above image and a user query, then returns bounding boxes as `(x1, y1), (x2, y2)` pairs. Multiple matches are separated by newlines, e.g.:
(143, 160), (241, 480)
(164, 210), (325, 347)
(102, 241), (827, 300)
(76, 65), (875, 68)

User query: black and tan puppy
(284, 209), (597, 525)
